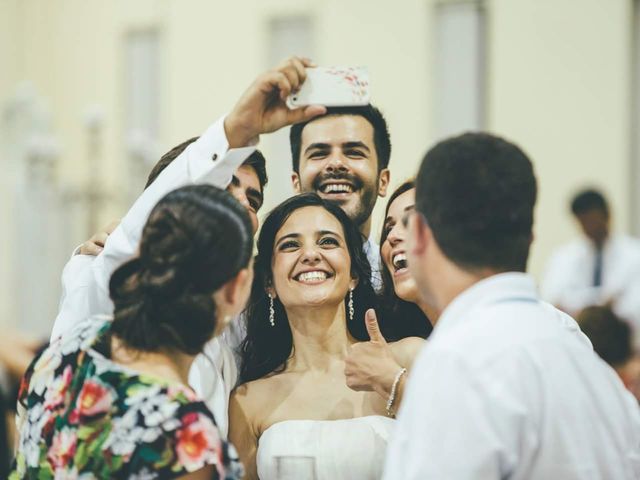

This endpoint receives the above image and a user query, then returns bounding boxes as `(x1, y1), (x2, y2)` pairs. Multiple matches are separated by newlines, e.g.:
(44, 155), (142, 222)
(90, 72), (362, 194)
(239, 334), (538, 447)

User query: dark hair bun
(109, 185), (253, 355)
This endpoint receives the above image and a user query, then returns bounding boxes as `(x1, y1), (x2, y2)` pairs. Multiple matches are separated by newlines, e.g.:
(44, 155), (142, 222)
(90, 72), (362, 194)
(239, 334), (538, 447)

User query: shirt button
(212, 153), (218, 161)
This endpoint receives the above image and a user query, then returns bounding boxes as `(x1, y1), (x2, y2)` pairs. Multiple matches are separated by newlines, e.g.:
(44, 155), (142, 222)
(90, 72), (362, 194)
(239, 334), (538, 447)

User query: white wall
(488, 0), (632, 277)
(0, 0), (635, 330)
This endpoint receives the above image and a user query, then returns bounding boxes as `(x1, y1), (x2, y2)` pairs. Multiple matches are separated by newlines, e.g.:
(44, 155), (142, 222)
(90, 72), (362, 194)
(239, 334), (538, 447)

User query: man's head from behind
(407, 133), (537, 305)
(145, 137), (267, 233)
(577, 306), (632, 368)
(570, 188), (609, 248)
(289, 105), (391, 234)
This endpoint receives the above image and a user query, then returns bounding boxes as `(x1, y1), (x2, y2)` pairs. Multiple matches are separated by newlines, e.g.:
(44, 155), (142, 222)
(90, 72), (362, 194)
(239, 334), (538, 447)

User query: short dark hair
(109, 185), (253, 355)
(145, 137), (268, 193)
(145, 137), (198, 189)
(239, 193), (381, 384)
(289, 104), (392, 173)
(571, 188), (608, 216)
(416, 132), (537, 272)
(577, 306), (632, 367)
(378, 179), (432, 340)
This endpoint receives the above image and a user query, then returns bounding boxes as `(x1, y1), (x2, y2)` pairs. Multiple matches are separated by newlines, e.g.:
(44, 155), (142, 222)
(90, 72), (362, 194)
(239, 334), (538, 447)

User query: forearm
(369, 362), (408, 417)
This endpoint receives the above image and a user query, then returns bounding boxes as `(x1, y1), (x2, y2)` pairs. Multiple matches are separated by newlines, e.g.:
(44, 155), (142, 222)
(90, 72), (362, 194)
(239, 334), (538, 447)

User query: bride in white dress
(229, 194), (422, 480)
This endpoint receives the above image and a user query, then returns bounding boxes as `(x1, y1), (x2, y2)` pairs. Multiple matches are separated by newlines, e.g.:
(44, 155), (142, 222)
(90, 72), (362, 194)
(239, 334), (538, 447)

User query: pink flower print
(175, 412), (220, 472)
(76, 379), (113, 419)
(47, 427), (77, 470)
(67, 408), (79, 425)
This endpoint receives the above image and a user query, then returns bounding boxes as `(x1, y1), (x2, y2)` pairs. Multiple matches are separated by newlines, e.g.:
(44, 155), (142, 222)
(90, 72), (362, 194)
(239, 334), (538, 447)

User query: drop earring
(348, 288), (354, 321)
(268, 294), (275, 327)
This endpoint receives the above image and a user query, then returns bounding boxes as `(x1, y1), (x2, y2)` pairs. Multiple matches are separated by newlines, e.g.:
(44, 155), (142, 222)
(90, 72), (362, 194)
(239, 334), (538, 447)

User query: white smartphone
(286, 66), (370, 108)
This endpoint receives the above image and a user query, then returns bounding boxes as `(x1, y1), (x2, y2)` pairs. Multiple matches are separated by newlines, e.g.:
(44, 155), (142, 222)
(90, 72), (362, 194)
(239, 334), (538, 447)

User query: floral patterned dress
(10, 317), (243, 479)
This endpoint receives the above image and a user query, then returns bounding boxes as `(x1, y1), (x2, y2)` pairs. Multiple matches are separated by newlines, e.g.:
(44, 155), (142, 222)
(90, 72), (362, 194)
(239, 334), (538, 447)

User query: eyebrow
(275, 229), (342, 247)
(275, 233), (300, 247)
(384, 205), (415, 225)
(342, 141), (370, 153)
(246, 186), (263, 208)
(231, 175), (264, 208)
(303, 141), (371, 156)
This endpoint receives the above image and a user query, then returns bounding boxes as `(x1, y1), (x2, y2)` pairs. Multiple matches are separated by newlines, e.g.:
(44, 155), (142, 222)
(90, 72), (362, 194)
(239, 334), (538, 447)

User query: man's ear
(377, 169), (390, 198)
(291, 172), (301, 194)
(409, 212), (431, 257)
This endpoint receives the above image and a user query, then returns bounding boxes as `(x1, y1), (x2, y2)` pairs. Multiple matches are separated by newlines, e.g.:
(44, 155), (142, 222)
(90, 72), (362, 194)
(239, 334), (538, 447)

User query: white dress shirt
(383, 273), (640, 480)
(50, 116), (255, 438)
(541, 234), (640, 344)
(53, 251), (95, 339)
(363, 234), (382, 293)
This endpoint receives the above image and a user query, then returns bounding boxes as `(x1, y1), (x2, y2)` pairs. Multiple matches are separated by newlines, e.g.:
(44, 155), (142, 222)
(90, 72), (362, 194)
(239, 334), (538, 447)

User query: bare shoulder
(389, 336), (426, 368)
(230, 372), (291, 432)
(234, 371), (289, 402)
(229, 380), (263, 443)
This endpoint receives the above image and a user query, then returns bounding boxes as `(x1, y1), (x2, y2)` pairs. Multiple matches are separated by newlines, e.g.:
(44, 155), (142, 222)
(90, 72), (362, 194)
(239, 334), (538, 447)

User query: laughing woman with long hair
(229, 193), (422, 480)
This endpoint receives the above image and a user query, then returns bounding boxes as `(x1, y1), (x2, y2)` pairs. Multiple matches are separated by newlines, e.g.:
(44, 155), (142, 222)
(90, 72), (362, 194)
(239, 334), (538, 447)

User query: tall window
(265, 16), (315, 207)
(433, 0), (486, 138)
(124, 30), (161, 201)
(632, 0), (640, 234)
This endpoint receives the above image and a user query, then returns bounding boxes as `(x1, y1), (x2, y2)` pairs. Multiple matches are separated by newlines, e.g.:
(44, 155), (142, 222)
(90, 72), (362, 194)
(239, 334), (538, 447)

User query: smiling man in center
(289, 105), (392, 290)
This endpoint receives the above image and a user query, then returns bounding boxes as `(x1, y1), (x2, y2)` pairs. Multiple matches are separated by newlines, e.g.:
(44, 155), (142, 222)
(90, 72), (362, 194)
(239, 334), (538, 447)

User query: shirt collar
(362, 234), (378, 252)
(433, 272), (538, 337)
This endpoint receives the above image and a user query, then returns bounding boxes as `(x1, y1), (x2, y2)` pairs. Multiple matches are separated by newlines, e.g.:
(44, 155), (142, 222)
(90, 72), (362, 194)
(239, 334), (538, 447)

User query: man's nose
(325, 151), (348, 172)
(231, 187), (251, 210)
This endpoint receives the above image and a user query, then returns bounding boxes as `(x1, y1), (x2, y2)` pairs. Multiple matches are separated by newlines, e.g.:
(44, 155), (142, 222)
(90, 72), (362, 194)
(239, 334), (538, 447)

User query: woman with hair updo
(11, 185), (253, 480)
(228, 193), (422, 480)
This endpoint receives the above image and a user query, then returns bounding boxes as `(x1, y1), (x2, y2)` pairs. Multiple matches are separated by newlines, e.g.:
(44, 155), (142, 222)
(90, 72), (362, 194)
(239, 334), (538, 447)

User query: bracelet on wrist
(386, 367), (407, 418)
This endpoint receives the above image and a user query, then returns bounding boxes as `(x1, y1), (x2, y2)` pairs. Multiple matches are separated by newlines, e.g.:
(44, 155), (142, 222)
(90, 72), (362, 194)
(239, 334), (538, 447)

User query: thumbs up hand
(365, 308), (386, 344)
(345, 309), (402, 397)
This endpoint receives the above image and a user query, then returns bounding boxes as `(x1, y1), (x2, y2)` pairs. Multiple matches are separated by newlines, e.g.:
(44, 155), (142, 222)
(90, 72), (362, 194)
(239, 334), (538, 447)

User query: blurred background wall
(1, 0), (638, 337)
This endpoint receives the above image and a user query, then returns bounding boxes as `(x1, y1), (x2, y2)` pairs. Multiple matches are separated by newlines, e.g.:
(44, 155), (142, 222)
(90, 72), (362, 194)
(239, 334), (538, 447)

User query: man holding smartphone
(289, 104), (392, 290)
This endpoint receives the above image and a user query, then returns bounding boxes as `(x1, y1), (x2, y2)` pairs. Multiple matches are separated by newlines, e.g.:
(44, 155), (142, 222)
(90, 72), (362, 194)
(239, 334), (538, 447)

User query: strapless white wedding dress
(256, 415), (394, 480)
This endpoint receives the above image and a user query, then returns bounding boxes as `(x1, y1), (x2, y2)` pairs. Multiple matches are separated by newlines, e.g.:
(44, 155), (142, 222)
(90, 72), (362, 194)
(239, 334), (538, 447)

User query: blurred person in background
(577, 306), (640, 402)
(542, 188), (640, 345)
(0, 329), (47, 477)
(11, 185), (253, 479)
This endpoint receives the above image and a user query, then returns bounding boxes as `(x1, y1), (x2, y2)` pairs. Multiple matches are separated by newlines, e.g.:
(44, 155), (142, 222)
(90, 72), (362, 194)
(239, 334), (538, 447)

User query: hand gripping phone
(287, 66), (370, 108)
